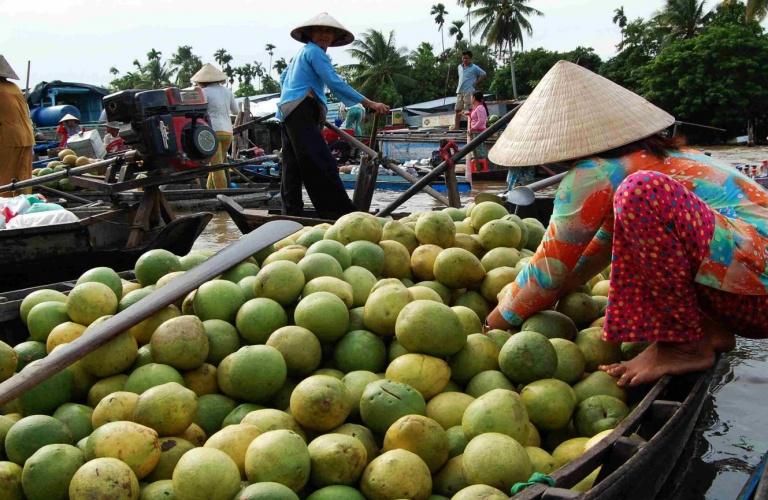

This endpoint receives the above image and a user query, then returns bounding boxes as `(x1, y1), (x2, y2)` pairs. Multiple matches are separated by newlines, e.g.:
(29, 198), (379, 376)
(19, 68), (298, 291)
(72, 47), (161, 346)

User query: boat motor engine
(102, 87), (218, 170)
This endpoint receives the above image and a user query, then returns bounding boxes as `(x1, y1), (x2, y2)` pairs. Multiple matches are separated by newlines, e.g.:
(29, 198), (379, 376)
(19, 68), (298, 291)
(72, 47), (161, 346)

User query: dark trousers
(281, 99), (357, 218)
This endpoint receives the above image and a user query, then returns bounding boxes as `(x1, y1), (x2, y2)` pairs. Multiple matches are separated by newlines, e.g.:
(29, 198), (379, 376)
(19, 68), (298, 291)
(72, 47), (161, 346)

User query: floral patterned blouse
(499, 148), (768, 326)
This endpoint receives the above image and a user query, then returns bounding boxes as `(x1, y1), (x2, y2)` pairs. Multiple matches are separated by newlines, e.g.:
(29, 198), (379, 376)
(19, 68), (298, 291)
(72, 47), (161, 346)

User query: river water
(191, 145), (768, 499)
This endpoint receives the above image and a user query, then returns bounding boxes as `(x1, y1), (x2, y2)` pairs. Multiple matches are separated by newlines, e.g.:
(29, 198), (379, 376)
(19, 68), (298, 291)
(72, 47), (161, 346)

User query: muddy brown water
(191, 146), (768, 499)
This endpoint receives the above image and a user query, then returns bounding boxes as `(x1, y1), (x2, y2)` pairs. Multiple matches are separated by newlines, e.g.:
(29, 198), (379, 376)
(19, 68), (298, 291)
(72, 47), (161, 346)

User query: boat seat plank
(541, 488), (581, 499)
(594, 436), (644, 482)
(650, 400), (683, 424)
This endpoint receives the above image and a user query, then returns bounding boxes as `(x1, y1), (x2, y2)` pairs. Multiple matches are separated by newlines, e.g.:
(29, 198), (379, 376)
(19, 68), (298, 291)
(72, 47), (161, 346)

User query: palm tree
(656, 0), (706, 39)
(746, 0), (768, 21)
(273, 57), (288, 76)
(253, 61), (265, 91)
(470, 0), (543, 98)
(213, 48), (235, 85)
(613, 6), (628, 28)
(449, 20), (465, 46)
(265, 44), (276, 76)
(431, 4), (450, 55)
(346, 29), (415, 103)
(170, 45), (203, 87)
(457, 0), (475, 45)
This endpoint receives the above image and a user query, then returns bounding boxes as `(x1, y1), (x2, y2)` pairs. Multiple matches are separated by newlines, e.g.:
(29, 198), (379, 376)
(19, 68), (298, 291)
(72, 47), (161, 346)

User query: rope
(510, 472), (556, 494)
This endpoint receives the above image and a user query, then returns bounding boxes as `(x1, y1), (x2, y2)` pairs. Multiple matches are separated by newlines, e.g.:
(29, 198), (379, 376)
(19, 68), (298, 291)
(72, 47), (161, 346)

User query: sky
(0, 0), (692, 89)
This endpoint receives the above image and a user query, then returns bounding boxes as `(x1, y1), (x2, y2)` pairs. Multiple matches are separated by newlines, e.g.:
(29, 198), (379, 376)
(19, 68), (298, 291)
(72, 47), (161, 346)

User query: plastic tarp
(4, 209), (79, 229)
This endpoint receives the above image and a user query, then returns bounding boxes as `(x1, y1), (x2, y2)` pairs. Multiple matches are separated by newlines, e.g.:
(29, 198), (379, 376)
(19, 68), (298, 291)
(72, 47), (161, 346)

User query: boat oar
(506, 171), (568, 206)
(0, 219), (302, 406)
(0, 153), (133, 195)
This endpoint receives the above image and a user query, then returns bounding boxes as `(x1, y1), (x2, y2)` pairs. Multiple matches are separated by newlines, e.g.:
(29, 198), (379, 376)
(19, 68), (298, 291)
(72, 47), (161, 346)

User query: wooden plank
(352, 113), (380, 211)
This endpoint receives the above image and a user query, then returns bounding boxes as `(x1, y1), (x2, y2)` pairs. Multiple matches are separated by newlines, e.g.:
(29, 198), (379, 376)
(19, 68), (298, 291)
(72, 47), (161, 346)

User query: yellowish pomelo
(84, 421), (160, 479)
(45, 322), (86, 353)
(307, 433), (367, 487)
(133, 382), (198, 436)
(266, 326), (322, 377)
(68, 457), (139, 500)
(360, 449), (432, 500)
(415, 211), (455, 248)
(382, 415), (449, 473)
(289, 375), (353, 432)
(150, 315), (208, 370)
(91, 391), (138, 428)
(433, 248), (485, 289)
(244, 430), (310, 491)
(172, 447), (241, 500)
(204, 423), (262, 478)
(385, 353), (450, 400)
(183, 363), (218, 396)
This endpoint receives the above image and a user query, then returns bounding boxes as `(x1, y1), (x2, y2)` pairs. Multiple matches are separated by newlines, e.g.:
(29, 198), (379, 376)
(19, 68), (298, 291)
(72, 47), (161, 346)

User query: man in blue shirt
(278, 13), (389, 218)
(454, 50), (486, 130)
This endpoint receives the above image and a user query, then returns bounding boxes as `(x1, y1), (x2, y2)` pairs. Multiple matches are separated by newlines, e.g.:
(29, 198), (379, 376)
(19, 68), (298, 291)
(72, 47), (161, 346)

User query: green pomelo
(451, 305), (482, 335)
(433, 454), (467, 497)
(526, 446), (557, 474)
(363, 285), (411, 337)
(86, 374), (127, 406)
(290, 375), (353, 432)
(574, 395), (630, 437)
(76, 267), (122, 302)
(299, 253), (344, 282)
(5, 415), (72, 465)
(575, 327), (622, 371)
(342, 266), (377, 308)
(52, 403), (92, 442)
(395, 300), (466, 356)
(306, 239), (352, 269)
(360, 449), (432, 500)
(522, 310), (578, 340)
(481, 246), (522, 272)
(478, 219), (521, 250)
(266, 326), (322, 377)
(235, 298), (287, 344)
(341, 371), (382, 417)
(133, 382), (197, 436)
(486, 329), (513, 349)
(238, 482), (300, 500)
(335, 212), (383, 244)
(172, 448), (241, 500)
(382, 415), (449, 473)
(238, 276), (260, 301)
(254, 261), (305, 305)
(222, 403), (264, 427)
(308, 433), (367, 487)
(85, 421), (160, 479)
(262, 245), (306, 265)
(20, 289), (67, 325)
(433, 248), (485, 289)
(385, 353), (450, 399)
(0, 461), (22, 499)
(193, 394), (236, 436)
(470, 201), (508, 230)
(426, 393), (475, 430)
(346, 240), (385, 275)
(446, 426), (468, 458)
(244, 430), (310, 492)
(202, 319), (240, 365)
(465, 370), (515, 397)
(293, 292), (349, 343)
(334, 330), (387, 373)
(303, 276), (354, 307)
(415, 211), (455, 248)
(140, 480), (174, 500)
(218, 346), (287, 403)
(453, 290), (490, 320)
(179, 250), (210, 271)
(359, 379), (427, 434)
(13, 340), (46, 371)
(499, 330), (558, 384)
(306, 485), (365, 500)
(118, 287), (152, 311)
(21, 443), (83, 500)
(449, 334), (499, 384)
(552, 437), (590, 468)
(14, 360), (74, 415)
(556, 292), (601, 327)
(592, 280), (611, 296)
(462, 432), (532, 491)
(331, 423), (378, 463)
(461, 388), (528, 442)
(80, 326), (137, 378)
(150, 315), (208, 370)
(523, 218), (546, 251)
(135, 249), (182, 286)
(452, 484), (508, 500)
(414, 280), (451, 304)
(621, 341), (649, 361)
(382, 220), (419, 253)
(193, 280), (245, 322)
(27, 301), (70, 342)
(241, 409), (306, 440)
(550, 338), (587, 384)
(480, 266), (518, 302)
(573, 371), (627, 402)
(521, 379), (578, 431)
(0, 342), (17, 382)
(221, 262), (260, 284)
(68, 457), (139, 500)
(408, 285), (443, 303)
(442, 207), (466, 221)
(124, 363), (183, 394)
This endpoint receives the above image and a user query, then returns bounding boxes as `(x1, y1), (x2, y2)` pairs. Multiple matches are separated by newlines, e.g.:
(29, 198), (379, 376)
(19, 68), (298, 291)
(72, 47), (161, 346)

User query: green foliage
(656, 0), (707, 40)
(170, 45), (203, 88)
(600, 17), (665, 91)
(640, 23), (768, 134)
(470, 0), (543, 55)
(235, 83), (258, 98)
(109, 49), (176, 91)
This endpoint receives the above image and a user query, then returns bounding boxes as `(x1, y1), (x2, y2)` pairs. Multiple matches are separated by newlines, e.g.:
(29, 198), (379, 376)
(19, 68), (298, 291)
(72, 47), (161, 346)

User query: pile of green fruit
(0, 201), (642, 500)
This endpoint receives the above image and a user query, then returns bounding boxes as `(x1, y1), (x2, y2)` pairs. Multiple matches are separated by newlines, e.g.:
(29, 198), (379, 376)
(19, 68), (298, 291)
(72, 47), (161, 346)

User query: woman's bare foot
(599, 338), (715, 387)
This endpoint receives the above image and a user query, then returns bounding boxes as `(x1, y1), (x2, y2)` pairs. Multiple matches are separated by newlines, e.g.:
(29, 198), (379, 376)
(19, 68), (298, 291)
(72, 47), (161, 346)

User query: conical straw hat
(488, 60), (675, 167)
(0, 55), (19, 80)
(191, 63), (227, 84)
(59, 113), (80, 123)
(291, 12), (354, 47)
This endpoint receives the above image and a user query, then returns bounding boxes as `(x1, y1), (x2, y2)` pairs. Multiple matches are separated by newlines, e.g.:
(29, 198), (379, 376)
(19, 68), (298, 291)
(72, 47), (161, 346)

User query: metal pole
(24, 61), (31, 98)
(376, 103), (521, 217)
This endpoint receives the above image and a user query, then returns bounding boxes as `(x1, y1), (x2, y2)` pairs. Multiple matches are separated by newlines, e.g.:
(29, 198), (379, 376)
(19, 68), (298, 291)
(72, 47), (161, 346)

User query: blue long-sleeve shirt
(277, 42), (365, 121)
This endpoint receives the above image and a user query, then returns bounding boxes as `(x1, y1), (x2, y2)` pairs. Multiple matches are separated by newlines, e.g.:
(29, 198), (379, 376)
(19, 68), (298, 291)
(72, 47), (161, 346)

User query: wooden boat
(738, 451), (768, 500)
(339, 173), (472, 193)
(0, 207), (211, 292)
(512, 361), (719, 499)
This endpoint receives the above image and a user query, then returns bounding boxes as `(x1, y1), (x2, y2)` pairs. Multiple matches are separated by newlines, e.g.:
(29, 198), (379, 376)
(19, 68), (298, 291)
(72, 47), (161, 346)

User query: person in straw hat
(484, 60), (768, 386)
(56, 113), (82, 147)
(0, 55), (35, 195)
(278, 12), (389, 218)
(191, 63), (239, 189)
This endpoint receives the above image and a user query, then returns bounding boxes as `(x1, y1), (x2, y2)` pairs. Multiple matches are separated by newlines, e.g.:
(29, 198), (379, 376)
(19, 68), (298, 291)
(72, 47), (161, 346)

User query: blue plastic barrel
(29, 105), (81, 127)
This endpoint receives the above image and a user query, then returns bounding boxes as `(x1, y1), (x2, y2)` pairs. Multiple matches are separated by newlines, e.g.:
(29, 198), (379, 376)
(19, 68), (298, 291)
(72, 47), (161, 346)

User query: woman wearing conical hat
(485, 61), (768, 386)
(0, 55), (35, 195)
(278, 13), (389, 218)
(191, 63), (239, 189)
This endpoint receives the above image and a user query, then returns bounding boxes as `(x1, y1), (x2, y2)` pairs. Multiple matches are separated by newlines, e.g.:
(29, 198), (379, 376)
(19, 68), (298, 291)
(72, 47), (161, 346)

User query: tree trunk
(509, 42), (518, 99)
